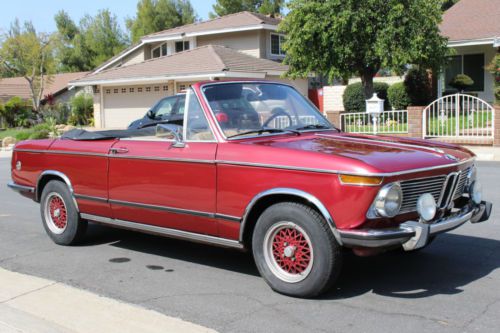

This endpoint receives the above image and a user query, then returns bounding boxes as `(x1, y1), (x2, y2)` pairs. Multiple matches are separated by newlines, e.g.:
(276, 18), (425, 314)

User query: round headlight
(417, 193), (437, 222)
(470, 181), (482, 205)
(375, 183), (403, 218)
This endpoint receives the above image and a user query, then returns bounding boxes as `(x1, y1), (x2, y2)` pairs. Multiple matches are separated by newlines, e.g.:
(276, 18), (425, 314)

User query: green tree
(127, 0), (196, 43)
(54, 10), (128, 71)
(280, 0), (449, 99)
(210, 0), (283, 18)
(0, 20), (55, 112)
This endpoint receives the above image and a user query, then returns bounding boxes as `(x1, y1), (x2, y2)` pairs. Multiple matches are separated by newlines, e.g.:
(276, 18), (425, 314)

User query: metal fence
(272, 115), (319, 129)
(423, 93), (494, 138)
(340, 110), (408, 134)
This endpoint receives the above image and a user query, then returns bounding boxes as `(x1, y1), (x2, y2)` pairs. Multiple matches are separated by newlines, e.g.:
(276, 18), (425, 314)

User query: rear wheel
(40, 180), (87, 245)
(252, 202), (342, 298)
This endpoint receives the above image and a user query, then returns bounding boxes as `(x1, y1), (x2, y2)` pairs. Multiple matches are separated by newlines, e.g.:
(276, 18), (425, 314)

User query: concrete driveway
(0, 157), (499, 333)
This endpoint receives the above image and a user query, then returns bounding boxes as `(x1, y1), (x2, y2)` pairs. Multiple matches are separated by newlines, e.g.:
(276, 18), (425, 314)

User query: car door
(107, 90), (218, 235)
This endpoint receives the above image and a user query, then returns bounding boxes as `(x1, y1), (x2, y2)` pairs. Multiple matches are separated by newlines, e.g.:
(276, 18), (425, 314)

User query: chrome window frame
(198, 81), (334, 142)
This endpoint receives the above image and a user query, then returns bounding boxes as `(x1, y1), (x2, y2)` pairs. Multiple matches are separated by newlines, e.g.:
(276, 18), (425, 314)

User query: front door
(107, 89), (218, 235)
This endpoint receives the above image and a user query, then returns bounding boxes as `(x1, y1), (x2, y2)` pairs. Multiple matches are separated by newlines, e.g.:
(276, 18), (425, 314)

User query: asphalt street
(1, 157), (499, 333)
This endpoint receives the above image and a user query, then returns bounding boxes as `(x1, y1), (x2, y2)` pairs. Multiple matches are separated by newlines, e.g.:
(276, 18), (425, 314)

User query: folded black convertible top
(61, 128), (156, 141)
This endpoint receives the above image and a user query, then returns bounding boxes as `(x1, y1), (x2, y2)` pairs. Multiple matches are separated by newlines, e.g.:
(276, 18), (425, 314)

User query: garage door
(103, 84), (172, 128)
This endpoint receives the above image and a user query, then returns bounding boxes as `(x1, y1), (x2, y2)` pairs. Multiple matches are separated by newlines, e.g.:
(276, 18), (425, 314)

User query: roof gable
(440, 0), (500, 42)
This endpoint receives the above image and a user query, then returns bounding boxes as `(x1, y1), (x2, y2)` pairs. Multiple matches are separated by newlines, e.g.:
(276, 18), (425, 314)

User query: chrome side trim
(216, 158), (475, 177)
(109, 155), (215, 164)
(108, 198), (241, 222)
(15, 149), (474, 177)
(15, 149), (108, 157)
(74, 194), (108, 203)
(80, 213), (244, 249)
(36, 170), (79, 210)
(7, 181), (35, 193)
(240, 188), (342, 245)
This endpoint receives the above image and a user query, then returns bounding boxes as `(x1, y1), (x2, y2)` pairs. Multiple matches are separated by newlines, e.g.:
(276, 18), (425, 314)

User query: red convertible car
(8, 81), (492, 297)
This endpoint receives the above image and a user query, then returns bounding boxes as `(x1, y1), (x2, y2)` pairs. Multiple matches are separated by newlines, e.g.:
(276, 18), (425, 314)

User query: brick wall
(407, 106), (424, 139)
(325, 110), (341, 127)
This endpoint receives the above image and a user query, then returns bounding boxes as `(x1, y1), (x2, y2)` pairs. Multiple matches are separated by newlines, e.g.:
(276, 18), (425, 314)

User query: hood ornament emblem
(444, 154), (459, 162)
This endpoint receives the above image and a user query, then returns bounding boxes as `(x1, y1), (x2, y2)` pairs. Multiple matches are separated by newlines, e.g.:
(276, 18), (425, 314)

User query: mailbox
(366, 93), (384, 114)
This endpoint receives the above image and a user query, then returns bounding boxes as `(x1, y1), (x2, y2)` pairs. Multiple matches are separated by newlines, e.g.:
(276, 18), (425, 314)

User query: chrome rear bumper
(7, 181), (35, 193)
(339, 201), (492, 251)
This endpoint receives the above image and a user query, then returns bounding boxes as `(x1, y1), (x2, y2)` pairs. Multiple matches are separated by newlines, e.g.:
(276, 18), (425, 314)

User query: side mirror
(156, 124), (185, 148)
(146, 109), (155, 119)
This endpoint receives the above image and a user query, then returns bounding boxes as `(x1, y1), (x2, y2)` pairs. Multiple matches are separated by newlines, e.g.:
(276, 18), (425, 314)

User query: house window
(121, 88), (127, 93)
(129, 88), (134, 93)
(179, 84), (186, 91)
(270, 33), (285, 56)
(114, 89), (118, 94)
(138, 87), (143, 92)
(154, 86), (160, 92)
(163, 85), (168, 91)
(106, 89), (111, 94)
(152, 43), (168, 58)
(175, 41), (190, 53)
(146, 87), (151, 92)
(445, 54), (484, 92)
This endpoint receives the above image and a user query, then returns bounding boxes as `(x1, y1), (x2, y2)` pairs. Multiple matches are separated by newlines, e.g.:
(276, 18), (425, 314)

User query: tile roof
(440, 0), (500, 41)
(0, 72), (89, 102)
(71, 45), (288, 85)
(144, 11), (281, 40)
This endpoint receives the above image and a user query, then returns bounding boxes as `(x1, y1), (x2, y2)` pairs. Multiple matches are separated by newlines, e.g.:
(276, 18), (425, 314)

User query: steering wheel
(263, 108), (293, 128)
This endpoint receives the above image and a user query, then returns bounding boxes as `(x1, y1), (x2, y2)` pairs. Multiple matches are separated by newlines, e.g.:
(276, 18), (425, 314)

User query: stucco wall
(197, 31), (261, 58)
(121, 47), (146, 67)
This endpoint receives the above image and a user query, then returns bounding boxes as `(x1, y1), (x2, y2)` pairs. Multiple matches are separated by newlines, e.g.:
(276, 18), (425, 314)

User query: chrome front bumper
(339, 201), (492, 251)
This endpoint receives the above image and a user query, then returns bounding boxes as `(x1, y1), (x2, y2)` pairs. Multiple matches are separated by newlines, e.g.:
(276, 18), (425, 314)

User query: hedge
(387, 82), (411, 110)
(343, 82), (391, 112)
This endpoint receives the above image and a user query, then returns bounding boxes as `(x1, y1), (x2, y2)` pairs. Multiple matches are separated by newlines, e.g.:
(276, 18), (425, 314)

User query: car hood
(241, 131), (474, 175)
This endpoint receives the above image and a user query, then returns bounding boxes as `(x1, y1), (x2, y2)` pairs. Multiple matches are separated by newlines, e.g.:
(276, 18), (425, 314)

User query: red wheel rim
(271, 227), (312, 275)
(49, 196), (67, 229)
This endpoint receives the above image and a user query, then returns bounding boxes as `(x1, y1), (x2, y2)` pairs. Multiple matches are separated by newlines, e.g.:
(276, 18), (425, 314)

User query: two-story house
(71, 11), (307, 129)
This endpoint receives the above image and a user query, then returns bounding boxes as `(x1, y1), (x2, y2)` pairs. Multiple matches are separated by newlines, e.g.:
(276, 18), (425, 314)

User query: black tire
(40, 180), (87, 245)
(252, 202), (342, 298)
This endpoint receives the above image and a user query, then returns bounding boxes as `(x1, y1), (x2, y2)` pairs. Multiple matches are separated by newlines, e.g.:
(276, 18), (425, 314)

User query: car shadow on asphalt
(83, 223), (259, 276)
(322, 233), (500, 300)
(82, 223), (500, 300)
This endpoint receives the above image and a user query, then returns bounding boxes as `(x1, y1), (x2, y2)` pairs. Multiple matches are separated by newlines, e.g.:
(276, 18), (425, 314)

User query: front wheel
(40, 180), (87, 245)
(252, 202), (342, 298)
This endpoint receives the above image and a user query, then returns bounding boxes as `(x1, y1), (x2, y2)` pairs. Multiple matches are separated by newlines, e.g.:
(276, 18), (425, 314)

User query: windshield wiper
(227, 128), (299, 139)
(293, 124), (331, 131)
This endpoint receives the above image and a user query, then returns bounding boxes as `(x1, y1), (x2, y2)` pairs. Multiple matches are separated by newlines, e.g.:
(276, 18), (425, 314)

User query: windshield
(202, 83), (332, 138)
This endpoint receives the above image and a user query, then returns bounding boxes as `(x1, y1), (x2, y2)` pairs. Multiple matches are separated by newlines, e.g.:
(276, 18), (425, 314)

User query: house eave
(68, 71), (282, 87)
(447, 37), (498, 48)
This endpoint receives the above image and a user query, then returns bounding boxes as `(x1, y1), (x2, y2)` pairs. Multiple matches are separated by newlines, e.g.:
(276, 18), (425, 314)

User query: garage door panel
(103, 85), (171, 128)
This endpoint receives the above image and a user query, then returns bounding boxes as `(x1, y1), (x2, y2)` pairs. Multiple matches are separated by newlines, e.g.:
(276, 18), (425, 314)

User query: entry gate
(423, 93), (494, 139)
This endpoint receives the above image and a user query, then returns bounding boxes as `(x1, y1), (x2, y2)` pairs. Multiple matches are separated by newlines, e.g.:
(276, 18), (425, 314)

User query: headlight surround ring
(374, 183), (403, 218)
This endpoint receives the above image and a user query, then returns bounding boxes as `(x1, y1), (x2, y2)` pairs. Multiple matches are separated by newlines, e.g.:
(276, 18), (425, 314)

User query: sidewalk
(0, 267), (217, 333)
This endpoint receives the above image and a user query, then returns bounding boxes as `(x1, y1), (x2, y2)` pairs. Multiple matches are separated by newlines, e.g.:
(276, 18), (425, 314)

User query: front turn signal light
(338, 174), (383, 186)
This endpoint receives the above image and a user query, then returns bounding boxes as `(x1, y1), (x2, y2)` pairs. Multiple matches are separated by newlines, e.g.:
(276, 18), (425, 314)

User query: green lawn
(426, 111), (493, 136)
(0, 128), (25, 140)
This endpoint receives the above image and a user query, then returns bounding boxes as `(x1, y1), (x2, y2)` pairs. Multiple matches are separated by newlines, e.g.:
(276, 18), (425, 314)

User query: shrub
(15, 130), (33, 141)
(487, 53), (499, 104)
(40, 103), (71, 124)
(28, 129), (50, 139)
(387, 82), (411, 110)
(69, 94), (94, 126)
(4, 97), (35, 128)
(343, 82), (391, 112)
(404, 67), (433, 106)
(449, 74), (474, 92)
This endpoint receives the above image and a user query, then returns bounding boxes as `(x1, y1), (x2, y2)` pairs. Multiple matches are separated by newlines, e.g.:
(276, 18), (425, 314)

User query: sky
(0, 0), (216, 35)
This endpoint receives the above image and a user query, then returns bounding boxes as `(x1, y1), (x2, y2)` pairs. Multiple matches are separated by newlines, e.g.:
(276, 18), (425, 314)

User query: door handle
(109, 147), (129, 154)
